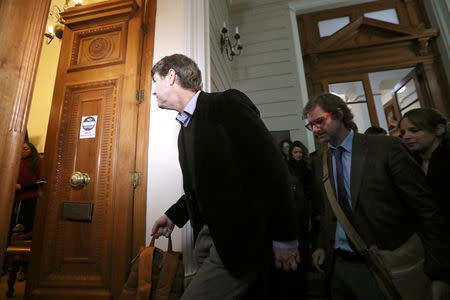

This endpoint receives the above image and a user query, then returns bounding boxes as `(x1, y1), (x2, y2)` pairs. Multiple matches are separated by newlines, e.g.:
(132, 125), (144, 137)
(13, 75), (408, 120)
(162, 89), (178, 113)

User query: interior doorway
(297, 0), (450, 135)
(321, 67), (419, 135)
(0, 0), (155, 299)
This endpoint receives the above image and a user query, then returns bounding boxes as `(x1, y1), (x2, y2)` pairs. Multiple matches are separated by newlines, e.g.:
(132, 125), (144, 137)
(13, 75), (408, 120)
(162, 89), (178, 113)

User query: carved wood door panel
(26, 1), (154, 299)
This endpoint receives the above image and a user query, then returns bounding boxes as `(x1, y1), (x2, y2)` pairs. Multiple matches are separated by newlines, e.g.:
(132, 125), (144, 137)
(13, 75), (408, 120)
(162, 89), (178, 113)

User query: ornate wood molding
(61, 0), (139, 27)
(305, 17), (438, 55)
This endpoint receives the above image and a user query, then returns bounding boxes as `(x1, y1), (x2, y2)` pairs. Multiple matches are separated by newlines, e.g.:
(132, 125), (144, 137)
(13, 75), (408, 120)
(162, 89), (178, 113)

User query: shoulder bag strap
(321, 150), (368, 252)
(321, 150), (401, 300)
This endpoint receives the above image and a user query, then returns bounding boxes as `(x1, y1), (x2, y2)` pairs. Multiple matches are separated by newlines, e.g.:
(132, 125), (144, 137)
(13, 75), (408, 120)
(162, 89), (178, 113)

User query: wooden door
(26, 1), (155, 299)
(0, 0), (51, 272)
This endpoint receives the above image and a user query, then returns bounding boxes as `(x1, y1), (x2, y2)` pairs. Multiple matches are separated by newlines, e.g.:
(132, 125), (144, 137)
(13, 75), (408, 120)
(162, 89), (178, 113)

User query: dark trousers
(331, 253), (386, 300)
(9, 198), (37, 238)
(17, 198), (37, 233)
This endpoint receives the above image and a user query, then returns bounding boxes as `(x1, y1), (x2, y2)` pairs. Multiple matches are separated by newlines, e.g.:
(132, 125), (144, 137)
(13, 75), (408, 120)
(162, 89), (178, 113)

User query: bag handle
(135, 235), (181, 300)
(321, 150), (401, 300)
(150, 235), (174, 252)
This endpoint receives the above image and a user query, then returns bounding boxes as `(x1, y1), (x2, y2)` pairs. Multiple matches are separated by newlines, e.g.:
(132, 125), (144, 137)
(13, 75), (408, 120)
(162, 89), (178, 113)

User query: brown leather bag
(119, 236), (184, 300)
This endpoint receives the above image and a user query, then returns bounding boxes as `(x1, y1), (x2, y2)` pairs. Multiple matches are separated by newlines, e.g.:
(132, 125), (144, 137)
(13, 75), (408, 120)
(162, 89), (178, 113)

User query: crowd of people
(3, 53), (447, 300)
(149, 54), (449, 300)
(7, 53), (447, 299)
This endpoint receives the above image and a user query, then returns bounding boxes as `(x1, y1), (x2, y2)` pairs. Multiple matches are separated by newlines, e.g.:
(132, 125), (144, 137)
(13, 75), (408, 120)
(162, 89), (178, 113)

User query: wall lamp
(220, 22), (243, 61)
(44, 0), (83, 44)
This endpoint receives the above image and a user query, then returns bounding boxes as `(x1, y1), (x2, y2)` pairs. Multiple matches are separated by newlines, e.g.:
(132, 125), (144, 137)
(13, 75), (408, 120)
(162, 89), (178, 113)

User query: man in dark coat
(150, 54), (299, 299)
(304, 93), (449, 300)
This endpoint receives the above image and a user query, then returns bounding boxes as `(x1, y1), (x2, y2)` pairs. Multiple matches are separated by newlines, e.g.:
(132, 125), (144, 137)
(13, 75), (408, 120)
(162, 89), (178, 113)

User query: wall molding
(184, 0), (210, 92)
(182, 0), (210, 276)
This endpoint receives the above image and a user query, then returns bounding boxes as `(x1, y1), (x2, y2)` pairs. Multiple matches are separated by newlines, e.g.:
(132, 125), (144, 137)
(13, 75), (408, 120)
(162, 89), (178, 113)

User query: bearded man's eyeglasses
(305, 112), (332, 131)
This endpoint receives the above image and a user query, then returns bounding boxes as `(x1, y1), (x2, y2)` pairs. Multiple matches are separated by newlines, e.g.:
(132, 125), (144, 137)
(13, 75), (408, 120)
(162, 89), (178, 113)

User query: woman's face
(399, 118), (437, 153)
(291, 146), (303, 161)
(22, 143), (31, 159)
(282, 142), (290, 156)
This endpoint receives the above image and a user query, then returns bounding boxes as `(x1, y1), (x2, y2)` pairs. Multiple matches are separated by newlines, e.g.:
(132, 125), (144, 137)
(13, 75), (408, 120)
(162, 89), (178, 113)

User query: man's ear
(335, 108), (344, 121)
(168, 69), (177, 86)
(435, 124), (446, 137)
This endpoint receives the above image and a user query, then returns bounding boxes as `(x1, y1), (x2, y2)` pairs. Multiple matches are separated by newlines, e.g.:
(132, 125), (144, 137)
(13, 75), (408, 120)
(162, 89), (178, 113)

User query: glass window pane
(347, 103), (372, 133)
(364, 8), (399, 24)
(396, 79), (418, 110)
(318, 16), (350, 37)
(329, 81), (366, 103)
(401, 101), (421, 114)
(329, 81), (371, 133)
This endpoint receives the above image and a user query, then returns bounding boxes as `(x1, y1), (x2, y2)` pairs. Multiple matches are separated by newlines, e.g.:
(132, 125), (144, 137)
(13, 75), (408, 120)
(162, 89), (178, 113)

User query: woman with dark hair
(287, 141), (313, 275)
(288, 140), (311, 172)
(271, 140), (313, 298)
(279, 139), (292, 161)
(13, 141), (43, 235)
(399, 108), (450, 222)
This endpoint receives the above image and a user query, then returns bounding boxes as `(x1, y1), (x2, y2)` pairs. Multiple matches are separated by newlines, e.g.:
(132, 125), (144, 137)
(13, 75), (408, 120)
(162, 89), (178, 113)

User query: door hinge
(132, 171), (142, 189)
(141, 23), (149, 34)
(136, 90), (145, 104)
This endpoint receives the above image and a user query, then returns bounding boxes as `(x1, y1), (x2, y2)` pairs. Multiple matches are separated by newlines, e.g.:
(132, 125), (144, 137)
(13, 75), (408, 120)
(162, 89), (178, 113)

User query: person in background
(364, 125), (387, 136)
(288, 140), (314, 298)
(12, 141), (42, 235)
(7, 141), (42, 281)
(270, 140), (313, 299)
(303, 93), (449, 300)
(279, 139), (292, 161)
(399, 108), (449, 223)
(399, 108), (450, 299)
(150, 54), (299, 299)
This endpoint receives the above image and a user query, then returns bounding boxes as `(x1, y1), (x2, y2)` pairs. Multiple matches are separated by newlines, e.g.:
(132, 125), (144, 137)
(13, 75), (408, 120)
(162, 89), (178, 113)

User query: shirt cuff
(273, 240), (299, 249)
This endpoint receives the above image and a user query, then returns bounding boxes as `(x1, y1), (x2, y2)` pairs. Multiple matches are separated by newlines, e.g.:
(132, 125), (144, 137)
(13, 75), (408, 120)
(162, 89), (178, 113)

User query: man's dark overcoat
(166, 89), (298, 277)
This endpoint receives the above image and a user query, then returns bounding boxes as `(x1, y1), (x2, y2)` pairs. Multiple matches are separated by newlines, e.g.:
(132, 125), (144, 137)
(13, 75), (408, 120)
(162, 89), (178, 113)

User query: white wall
(229, 0), (311, 149)
(147, 0), (186, 252)
(146, 2), (209, 272)
(210, 0), (232, 91)
(423, 0), (450, 86)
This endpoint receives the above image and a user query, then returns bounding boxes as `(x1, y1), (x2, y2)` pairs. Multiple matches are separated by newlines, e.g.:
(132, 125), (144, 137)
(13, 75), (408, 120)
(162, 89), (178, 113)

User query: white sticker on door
(80, 115), (98, 139)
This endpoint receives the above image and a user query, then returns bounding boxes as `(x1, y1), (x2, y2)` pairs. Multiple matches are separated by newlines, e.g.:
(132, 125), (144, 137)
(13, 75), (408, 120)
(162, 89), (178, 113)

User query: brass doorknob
(70, 171), (90, 188)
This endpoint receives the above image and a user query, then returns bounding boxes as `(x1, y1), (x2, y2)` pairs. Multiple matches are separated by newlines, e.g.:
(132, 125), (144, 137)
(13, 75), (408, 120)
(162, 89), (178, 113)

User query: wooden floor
(0, 273), (327, 300)
(0, 274), (25, 300)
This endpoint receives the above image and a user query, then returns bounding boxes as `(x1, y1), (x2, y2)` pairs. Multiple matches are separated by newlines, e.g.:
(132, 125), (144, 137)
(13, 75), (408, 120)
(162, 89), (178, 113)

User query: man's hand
(151, 214), (175, 238)
(311, 248), (326, 272)
(273, 246), (300, 272)
(431, 280), (449, 300)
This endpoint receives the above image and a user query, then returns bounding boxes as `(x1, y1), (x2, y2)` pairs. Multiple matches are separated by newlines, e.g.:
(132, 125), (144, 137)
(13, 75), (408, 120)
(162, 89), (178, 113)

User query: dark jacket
(414, 137), (450, 222)
(312, 133), (450, 282)
(165, 89), (298, 277)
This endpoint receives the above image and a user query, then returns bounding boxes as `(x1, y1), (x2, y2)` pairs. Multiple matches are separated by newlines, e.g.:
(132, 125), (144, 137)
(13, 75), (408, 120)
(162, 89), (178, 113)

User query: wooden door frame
(391, 67), (426, 113)
(133, 0), (156, 257)
(298, 0), (450, 118)
(0, 0), (52, 272)
(0, 0), (153, 272)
